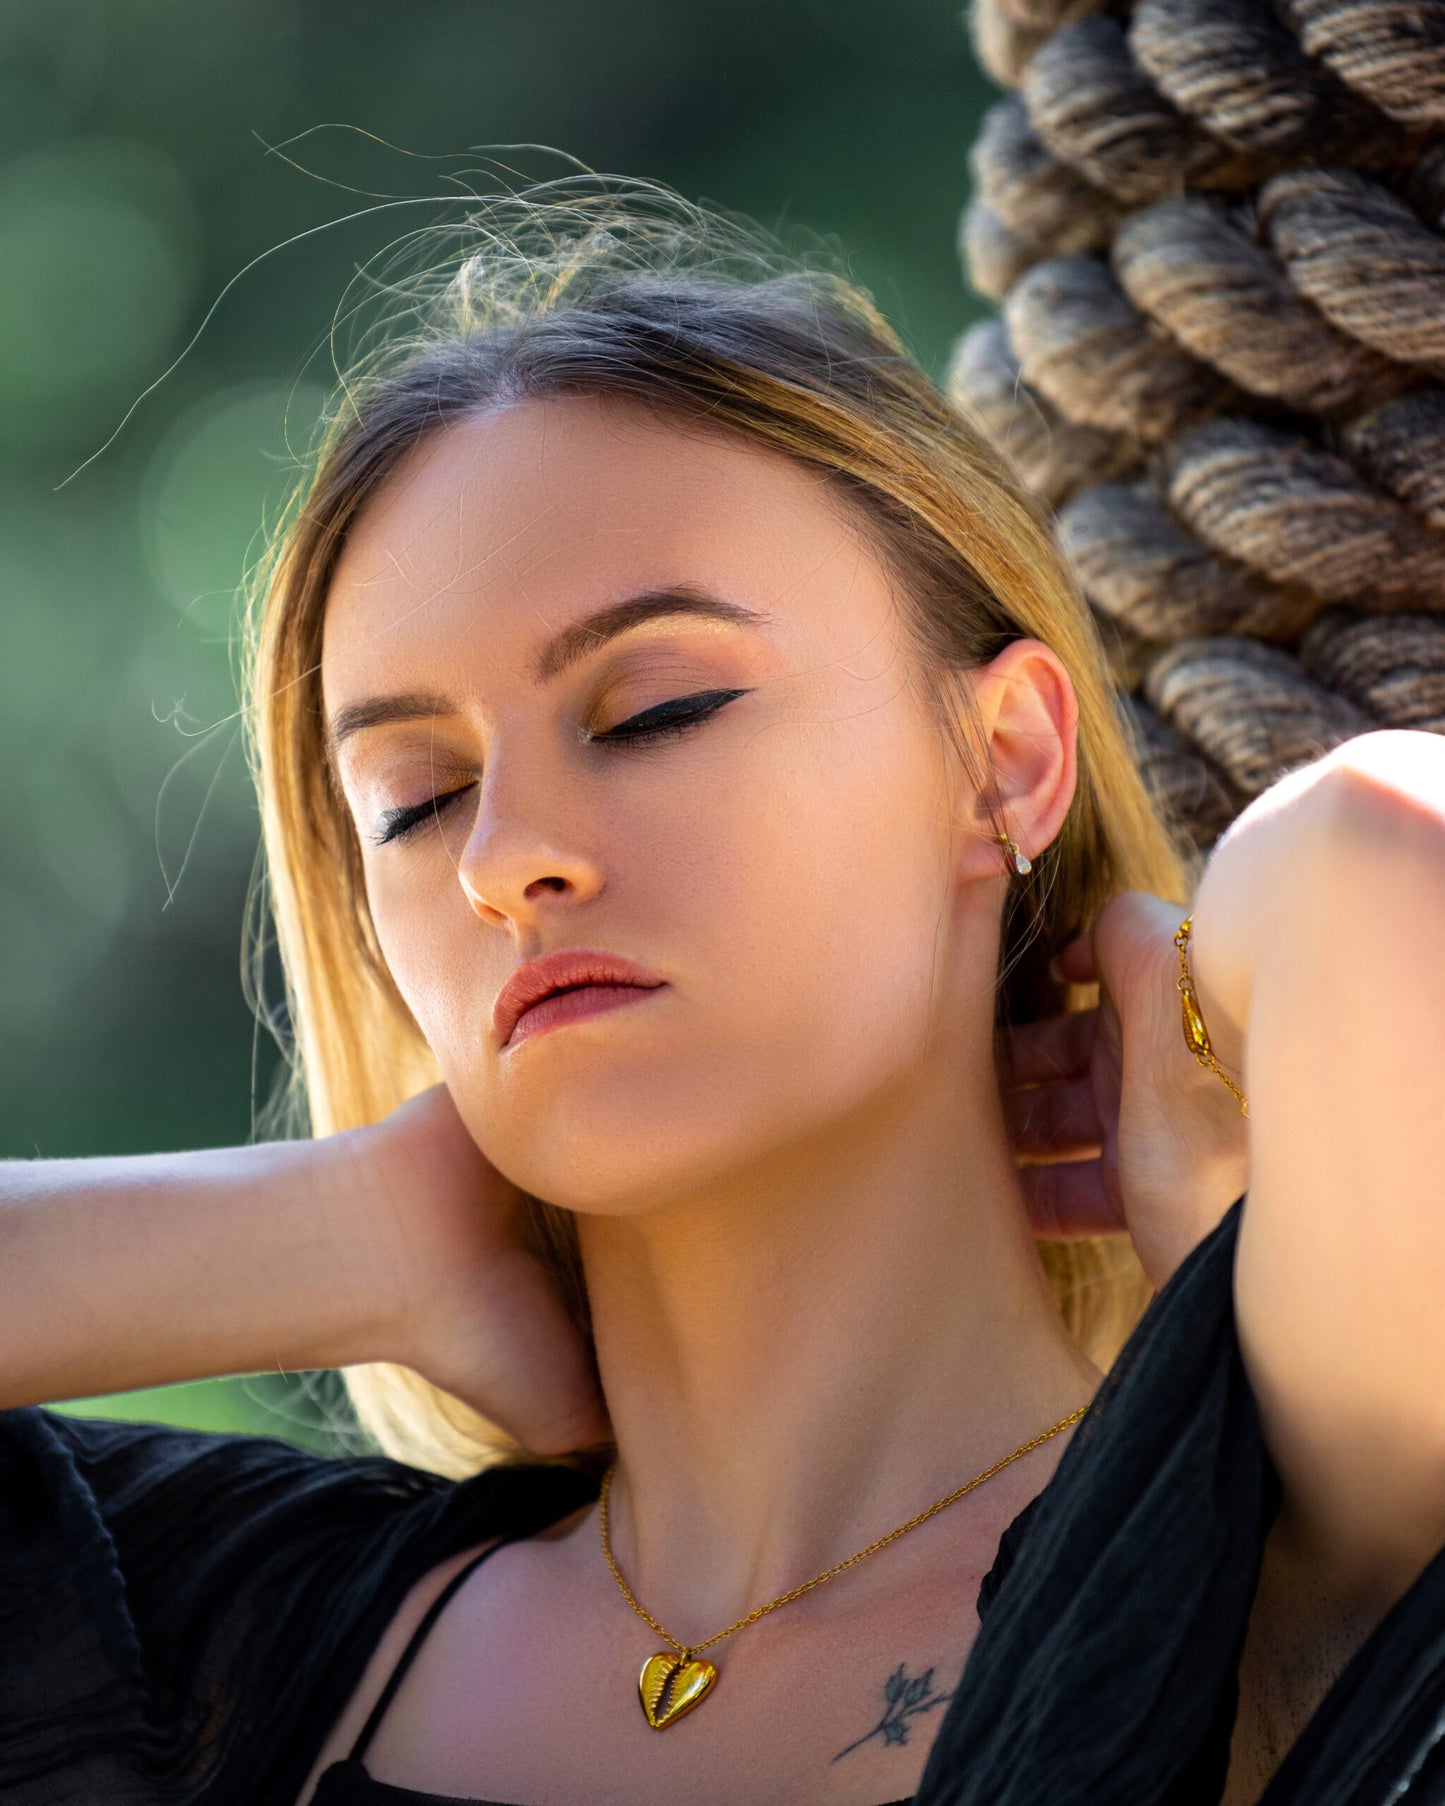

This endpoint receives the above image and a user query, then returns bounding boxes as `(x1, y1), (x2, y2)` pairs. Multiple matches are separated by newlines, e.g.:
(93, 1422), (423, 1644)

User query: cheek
(694, 724), (954, 1077)
(365, 870), (478, 1061)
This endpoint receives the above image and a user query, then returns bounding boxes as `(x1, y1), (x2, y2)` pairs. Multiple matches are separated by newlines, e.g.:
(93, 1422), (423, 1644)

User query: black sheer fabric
(4, 1196), (1445, 1805)
(918, 1196), (1445, 1805)
(0, 1408), (597, 1805)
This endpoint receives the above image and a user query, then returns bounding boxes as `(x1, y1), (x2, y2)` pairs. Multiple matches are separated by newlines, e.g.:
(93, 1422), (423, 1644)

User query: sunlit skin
(315, 392), (1104, 1800)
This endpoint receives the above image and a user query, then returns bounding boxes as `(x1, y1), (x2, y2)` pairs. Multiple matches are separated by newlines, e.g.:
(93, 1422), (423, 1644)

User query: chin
(461, 1077), (767, 1220)
(449, 1023), (872, 1216)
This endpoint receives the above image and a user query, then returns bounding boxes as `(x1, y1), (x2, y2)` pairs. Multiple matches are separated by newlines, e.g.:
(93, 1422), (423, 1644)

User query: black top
(5, 1196), (1445, 1806)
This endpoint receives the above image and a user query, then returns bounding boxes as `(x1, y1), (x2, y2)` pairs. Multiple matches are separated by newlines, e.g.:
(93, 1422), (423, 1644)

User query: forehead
(320, 392), (898, 699)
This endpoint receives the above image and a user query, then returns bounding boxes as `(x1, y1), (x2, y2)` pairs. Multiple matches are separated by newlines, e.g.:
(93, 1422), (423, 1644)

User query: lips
(493, 949), (668, 1048)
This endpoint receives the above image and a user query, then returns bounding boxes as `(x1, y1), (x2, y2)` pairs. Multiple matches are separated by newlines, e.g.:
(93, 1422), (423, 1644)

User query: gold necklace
(599, 1404), (1087, 1730)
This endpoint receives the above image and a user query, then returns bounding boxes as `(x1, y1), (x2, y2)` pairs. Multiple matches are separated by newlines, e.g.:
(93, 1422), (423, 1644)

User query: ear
(945, 638), (1079, 883)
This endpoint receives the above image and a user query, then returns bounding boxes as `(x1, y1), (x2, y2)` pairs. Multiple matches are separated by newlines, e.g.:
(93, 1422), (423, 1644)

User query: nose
(454, 763), (605, 932)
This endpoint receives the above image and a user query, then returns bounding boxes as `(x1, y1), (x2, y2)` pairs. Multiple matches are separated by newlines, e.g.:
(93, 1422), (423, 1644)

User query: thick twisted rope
(1132, 0), (1406, 159)
(945, 317), (1139, 506)
(953, 0), (1445, 851)
(1004, 252), (1246, 442)
(1281, 0), (1445, 125)
(1112, 196), (1411, 416)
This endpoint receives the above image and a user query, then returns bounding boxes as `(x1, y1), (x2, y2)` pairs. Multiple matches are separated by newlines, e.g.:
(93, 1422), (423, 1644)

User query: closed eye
(371, 783), (476, 848)
(587, 686), (750, 748)
(369, 688), (751, 847)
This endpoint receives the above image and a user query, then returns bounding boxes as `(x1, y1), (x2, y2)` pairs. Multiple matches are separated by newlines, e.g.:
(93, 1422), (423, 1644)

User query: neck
(578, 1027), (1101, 1634)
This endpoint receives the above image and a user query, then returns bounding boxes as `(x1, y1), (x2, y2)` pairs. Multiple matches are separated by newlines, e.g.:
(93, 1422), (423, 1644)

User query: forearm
(0, 1132), (400, 1410)
(1188, 729), (1445, 1596)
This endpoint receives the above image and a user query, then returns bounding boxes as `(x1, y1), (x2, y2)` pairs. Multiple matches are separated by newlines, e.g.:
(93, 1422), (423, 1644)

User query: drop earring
(996, 831), (1031, 876)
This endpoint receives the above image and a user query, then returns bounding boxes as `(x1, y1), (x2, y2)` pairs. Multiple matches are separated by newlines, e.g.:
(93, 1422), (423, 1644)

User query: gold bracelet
(1173, 915), (1249, 1118)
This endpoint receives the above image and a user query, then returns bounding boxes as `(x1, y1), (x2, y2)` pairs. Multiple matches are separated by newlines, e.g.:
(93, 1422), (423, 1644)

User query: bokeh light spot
(0, 137), (196, 447)
(140, 378), (326, 639)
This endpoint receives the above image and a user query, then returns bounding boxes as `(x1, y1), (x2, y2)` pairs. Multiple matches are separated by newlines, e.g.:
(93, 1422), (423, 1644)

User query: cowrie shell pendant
(639, 1650), (718, 1728)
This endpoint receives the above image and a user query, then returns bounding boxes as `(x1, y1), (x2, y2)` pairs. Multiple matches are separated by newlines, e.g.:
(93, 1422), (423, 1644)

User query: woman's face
(321, 392), (1057, 1215)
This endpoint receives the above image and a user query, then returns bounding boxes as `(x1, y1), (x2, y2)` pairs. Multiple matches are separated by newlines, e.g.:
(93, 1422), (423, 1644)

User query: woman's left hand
(1000, 889), (1251, 1291)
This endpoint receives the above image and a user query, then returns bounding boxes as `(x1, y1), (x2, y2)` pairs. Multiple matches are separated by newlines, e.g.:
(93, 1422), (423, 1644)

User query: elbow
(1311, 730), (1445, 849)
(1259, 734), (1445, 920)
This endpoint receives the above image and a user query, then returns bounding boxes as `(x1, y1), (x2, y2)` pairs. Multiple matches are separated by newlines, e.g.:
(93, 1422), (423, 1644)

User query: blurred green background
(3, 0), (996, 1453)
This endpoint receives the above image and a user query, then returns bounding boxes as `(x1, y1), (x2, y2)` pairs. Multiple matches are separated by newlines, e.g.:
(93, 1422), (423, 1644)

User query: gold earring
(996, 832), (1031, 876)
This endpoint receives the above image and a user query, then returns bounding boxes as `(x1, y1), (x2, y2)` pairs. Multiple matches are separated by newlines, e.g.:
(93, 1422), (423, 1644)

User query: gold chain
(598, 1404), (1087, 1661)
(1173, 914), (1250, 1118)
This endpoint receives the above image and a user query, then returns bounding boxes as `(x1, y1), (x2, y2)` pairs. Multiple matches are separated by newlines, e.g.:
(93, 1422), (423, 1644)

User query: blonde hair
(240, 177), (1194, 1478)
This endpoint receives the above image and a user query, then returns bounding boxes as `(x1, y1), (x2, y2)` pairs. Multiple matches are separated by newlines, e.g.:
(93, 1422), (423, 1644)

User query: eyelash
(369, 688), (751, 848)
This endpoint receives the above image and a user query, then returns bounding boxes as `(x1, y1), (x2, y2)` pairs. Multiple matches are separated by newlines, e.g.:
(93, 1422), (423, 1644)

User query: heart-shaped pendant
(638, 1651), (718, 1728)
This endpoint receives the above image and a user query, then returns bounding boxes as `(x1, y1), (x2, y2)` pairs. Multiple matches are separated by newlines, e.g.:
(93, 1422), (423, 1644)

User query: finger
(1019, 1157), (1127, 1240)
(1004, 1074), (1104, 1158)
(1050, 930), (1096, 987)
(1000, 1004), (1099, 1089)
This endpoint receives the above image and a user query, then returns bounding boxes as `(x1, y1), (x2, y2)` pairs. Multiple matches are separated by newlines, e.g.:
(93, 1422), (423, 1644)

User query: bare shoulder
(292, 1499), (596, 1806)
(290, 1539), (494, 1806)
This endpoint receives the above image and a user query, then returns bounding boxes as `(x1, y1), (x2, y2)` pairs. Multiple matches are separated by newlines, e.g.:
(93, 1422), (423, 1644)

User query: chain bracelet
(1173, 915), (1249, 1118)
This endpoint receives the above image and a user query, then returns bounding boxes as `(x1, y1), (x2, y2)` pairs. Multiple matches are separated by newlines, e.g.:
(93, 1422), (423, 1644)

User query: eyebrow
(322, 586), (771, 765)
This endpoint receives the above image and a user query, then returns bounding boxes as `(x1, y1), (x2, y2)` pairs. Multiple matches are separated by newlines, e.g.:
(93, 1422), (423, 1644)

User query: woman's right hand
(350, 1083), (611, 1457)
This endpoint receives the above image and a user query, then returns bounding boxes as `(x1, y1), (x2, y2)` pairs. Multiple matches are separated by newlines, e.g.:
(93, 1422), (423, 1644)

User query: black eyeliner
(593, 687), (752, 743)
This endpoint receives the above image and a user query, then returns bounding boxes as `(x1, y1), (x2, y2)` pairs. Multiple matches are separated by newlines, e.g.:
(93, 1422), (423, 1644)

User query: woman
(2, 183), (1441, 1806)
